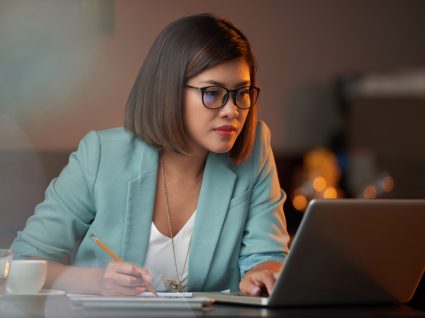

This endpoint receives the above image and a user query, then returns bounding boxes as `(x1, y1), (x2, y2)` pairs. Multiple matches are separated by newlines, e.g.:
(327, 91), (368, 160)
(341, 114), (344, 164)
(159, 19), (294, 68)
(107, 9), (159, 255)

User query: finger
(134, 268), (153, 285)
(113, 262), (141, 275)
(252, 271), (278, 296)
(245, 283), (262, 296)
(117, 263), (153, 285)
(114, 272), (147, 287)
(106, 262), (154, 288)
(108, 262), (151, 283)
(259, 272), (276, 296)
(239, 276), (262, 296)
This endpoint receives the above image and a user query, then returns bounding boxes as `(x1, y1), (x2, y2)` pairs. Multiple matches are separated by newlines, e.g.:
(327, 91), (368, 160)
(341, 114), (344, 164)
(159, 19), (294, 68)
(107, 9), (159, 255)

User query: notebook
(68, 292), (214, 310)
(195, 199), (425, 306)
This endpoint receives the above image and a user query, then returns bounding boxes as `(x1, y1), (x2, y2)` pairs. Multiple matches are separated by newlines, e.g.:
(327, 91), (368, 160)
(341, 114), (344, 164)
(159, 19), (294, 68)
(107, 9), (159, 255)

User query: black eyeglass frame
(185, 85), (260, 110)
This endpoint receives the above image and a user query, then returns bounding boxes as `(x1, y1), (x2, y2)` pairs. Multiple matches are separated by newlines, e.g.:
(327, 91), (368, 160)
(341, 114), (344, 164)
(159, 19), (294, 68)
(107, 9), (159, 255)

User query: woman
(11, 13), (290, 296)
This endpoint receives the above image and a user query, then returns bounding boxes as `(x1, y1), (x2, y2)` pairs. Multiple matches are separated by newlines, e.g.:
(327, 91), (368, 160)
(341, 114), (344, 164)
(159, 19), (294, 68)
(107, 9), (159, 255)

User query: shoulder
(78, 127), (147, 154)
(244, 120), (273, 167)
(252, 120), (272, 155)
(81, 127), (138, 146)
(255, 120), (271, 137)
(72, 127), (153, 175)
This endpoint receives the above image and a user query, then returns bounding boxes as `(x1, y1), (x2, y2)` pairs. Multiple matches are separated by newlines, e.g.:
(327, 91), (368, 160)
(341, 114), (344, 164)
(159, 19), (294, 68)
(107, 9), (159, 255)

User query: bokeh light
(363, 185), (377, 199)
(323, 187), (338, 199)
(293, 195), (308, 211)
(313, 176), (327, 192)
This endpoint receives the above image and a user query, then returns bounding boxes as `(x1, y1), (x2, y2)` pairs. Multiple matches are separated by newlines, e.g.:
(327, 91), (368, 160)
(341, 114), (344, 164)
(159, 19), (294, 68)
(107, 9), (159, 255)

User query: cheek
(184, 111), (199, 133)
(183, 95), (209, 132)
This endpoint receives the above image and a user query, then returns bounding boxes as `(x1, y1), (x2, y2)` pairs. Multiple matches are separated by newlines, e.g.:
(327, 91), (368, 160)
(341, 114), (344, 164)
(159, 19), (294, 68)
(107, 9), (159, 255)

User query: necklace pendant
(166, 279), (186, 292)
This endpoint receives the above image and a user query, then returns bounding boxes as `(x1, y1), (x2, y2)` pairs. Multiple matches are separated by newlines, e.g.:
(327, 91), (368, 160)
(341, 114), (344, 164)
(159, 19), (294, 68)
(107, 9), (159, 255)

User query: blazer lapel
(188, 153), (236, 291)
(121, 144), (159, 266)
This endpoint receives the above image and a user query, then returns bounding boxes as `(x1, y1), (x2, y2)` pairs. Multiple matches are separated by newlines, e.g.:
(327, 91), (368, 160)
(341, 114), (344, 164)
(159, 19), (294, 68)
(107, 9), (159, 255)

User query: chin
(210, 144), (235, 154)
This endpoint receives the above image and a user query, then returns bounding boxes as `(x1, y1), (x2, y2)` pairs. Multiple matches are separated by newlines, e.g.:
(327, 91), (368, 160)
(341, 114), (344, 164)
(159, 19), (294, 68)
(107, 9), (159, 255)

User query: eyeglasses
(185, 85), (260, 109)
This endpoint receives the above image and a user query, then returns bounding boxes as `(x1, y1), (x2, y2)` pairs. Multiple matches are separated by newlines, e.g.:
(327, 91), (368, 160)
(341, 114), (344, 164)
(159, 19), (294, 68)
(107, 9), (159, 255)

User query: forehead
(190, 59), (251, 87)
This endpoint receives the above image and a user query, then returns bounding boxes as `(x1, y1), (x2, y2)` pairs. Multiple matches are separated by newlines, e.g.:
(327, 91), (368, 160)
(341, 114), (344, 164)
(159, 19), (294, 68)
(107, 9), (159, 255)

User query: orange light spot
(313, 176), (327, 192)
(381, 176), (394, 192)
(323, 187), (337, 199)
(293, 195), (308, 211)
(363, 185), (377, 199)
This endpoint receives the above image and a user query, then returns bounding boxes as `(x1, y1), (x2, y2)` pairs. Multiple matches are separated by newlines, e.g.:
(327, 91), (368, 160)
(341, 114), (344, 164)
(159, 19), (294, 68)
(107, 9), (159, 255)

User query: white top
(143, 210), (196, 292)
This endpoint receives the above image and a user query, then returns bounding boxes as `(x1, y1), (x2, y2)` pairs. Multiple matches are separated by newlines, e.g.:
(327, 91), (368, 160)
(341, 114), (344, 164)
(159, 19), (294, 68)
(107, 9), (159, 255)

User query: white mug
(6, 260), (47, 294)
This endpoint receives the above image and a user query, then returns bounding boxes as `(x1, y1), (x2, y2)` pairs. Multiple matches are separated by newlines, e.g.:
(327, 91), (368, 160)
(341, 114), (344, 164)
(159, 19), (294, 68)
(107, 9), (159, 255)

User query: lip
(213, 125), (237, 131)
(213, 125), (237, 137)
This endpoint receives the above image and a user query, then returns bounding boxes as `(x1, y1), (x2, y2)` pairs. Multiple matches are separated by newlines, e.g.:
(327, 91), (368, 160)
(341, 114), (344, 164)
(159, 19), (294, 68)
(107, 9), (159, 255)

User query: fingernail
(251, 287), (260, 295)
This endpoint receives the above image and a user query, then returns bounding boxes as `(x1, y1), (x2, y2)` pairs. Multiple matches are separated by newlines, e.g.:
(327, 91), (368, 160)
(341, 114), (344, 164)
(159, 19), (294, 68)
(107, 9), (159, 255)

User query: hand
(239, 261), (282, 296)
(99, 261), (153, 296)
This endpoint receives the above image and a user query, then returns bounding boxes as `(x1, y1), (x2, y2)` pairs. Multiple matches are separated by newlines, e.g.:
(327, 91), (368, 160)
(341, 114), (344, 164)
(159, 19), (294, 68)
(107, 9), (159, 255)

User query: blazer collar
(122, 143), (158, 265)
(188, 153), (236, 291)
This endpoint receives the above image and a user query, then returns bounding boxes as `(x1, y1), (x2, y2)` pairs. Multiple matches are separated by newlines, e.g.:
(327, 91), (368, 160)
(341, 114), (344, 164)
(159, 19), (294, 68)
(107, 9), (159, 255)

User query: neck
(160, 151), (206, 180)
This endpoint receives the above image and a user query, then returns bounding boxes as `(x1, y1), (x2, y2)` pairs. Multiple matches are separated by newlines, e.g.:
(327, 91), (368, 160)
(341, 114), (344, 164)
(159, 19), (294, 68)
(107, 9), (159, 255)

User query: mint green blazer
(11, 121), (289, 291)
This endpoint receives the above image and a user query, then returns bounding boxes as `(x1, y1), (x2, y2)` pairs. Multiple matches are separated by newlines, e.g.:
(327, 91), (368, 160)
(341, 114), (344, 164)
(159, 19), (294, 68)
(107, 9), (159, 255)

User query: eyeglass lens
(203, 87), (258, 109)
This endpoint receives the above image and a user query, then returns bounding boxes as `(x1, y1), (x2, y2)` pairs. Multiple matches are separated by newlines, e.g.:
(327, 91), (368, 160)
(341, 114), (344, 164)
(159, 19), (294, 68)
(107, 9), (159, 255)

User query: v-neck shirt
(143, 210), (197, 291)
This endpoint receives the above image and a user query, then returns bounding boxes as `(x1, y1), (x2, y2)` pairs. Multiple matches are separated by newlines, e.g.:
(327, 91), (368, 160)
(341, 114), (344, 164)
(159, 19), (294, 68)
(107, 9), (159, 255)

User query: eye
(204, 87), (221, 97)
(237, 87), (251, 97)
(202, 87), (226, 107)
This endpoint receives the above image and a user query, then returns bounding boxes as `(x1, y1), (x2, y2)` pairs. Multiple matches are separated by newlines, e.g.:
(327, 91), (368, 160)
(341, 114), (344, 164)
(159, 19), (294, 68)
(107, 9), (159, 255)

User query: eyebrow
(199, 80), (251, 87)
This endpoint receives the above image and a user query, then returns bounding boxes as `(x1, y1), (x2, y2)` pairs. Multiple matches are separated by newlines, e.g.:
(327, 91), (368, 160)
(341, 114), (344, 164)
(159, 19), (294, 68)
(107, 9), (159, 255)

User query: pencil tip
(89, 233), (96, 240)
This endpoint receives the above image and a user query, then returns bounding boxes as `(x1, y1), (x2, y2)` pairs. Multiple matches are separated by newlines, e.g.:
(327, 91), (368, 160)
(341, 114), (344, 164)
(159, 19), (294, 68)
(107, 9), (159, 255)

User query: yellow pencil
(90, 233), (158, 296)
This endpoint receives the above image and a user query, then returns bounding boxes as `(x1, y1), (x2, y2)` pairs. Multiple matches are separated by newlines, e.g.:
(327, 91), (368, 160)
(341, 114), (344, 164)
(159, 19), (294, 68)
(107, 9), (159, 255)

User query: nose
(219, 94), (239, 119)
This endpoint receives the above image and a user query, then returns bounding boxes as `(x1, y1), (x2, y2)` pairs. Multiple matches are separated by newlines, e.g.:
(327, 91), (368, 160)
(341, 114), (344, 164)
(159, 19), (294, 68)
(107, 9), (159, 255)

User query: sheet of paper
(140, 292), (192, 298)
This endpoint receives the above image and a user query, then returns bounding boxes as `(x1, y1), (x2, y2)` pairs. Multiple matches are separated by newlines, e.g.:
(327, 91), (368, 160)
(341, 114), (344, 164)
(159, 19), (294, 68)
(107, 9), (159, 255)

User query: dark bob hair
(125, 13), (258, 163)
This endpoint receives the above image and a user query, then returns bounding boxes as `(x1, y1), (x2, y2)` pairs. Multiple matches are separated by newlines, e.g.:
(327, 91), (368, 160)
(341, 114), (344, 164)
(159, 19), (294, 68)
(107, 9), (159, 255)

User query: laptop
(195, 199), (425, 306)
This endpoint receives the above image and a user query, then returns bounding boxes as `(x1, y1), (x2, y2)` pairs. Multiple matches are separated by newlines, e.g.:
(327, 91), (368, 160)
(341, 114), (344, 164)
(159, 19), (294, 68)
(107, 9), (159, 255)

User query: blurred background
(1, 0), (425, 245)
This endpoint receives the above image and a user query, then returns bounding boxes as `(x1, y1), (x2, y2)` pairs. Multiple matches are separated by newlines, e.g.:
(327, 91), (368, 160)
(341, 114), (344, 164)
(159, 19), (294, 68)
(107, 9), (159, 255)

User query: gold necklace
(160, 153), (192, 292)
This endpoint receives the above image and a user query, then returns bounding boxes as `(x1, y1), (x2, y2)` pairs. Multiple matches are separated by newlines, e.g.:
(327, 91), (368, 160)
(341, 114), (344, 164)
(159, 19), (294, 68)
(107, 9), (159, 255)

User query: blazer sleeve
(238, 122), (290, 275)
(10, 131), (101, 263)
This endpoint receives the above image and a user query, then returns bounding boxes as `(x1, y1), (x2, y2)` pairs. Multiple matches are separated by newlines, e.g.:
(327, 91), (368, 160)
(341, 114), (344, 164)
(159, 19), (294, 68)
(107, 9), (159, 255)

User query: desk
(1, 295), (425, 318)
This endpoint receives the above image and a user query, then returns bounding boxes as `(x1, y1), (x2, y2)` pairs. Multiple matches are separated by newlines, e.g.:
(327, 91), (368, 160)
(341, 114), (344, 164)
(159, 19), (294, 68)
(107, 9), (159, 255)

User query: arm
(45, 261), (104, 294)
(45, 260), (152, 296)
(11, 131), (100, 263)
(11, 131), (152, 295)
(238, 122), (290, 295)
